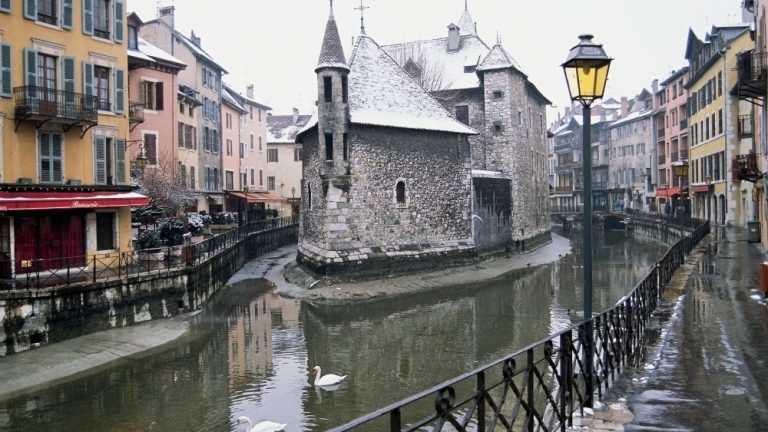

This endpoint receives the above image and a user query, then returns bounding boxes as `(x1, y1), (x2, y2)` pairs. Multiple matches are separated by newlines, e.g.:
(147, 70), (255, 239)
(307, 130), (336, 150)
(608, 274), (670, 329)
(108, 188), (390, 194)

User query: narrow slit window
(396, 181), (406, 204)
(325, 133), (333, 161)
(342, 133), (348, 161)
(324, 76), (332, 103)
(342, 76), (348, 103)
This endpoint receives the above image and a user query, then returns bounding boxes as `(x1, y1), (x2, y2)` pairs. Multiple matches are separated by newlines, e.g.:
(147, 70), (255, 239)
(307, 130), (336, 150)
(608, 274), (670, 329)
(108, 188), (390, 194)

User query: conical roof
(477, 43), (525, 75)
(316, 9), (349, 71)
(457, 3), (475, 35)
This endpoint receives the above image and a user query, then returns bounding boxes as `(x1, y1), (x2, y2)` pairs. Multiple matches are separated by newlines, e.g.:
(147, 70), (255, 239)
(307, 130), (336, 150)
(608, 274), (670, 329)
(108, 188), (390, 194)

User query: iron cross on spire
(355, 0), (369, 35)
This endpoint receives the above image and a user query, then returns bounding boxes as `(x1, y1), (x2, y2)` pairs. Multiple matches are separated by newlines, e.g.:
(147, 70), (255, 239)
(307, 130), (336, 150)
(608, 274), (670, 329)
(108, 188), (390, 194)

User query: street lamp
(672, 160), (689, 218)
(291, 186), (296, 217)
(562, 34), (612, 408)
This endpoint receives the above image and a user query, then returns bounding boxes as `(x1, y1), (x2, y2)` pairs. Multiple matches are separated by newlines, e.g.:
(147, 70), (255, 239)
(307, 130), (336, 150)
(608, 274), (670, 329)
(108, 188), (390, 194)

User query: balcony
(554, 142), (572, 153)
(732, 153), (761, 183)
(735, 50), (768, 101)
(658, 155), (666, 165)
(554, 186), (572, 194)
(593, 181), (608, 190)
(680, 118), (688, 130)
(679, 149), (688, 160)
(14, 86), (97, 131)
(657, 128), (665, 141)
(671, 152), (678, 162)
(738, 114), (753, 138)
(129, 102), (145, 131)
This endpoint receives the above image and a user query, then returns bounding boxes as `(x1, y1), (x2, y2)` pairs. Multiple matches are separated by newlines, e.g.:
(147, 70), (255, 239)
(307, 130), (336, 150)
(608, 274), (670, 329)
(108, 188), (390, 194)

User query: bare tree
(389, 45), (452, 92)
(133, 157), (196, 220)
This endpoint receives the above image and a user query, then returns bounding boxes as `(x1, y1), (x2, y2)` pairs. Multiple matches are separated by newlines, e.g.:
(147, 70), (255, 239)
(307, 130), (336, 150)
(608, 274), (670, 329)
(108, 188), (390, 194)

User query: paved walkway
(0, 312), (193, 402)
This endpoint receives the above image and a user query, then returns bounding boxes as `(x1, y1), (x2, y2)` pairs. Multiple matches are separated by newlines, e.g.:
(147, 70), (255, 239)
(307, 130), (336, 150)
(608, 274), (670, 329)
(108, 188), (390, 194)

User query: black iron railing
(732, 153), (761, 183)
(129, 101), (145, 123)
(0, 216), (297, 290)
(329, 215), (709, 432)
(14, 85), (98, 123)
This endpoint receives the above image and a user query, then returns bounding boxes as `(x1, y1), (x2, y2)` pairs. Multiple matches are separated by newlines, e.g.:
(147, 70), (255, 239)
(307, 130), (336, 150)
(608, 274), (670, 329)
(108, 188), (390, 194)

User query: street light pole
(562, 34), (612, 408)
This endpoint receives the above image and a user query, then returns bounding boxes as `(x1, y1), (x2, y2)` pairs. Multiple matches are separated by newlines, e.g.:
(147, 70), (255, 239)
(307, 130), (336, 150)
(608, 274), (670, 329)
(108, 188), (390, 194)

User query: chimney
(158, 5), (175, 29)
(447, 24), (460, 52)
(651, 79), (659, 96)
(292, 108), (299, 125)
(190, 30), (201, 48)
(620, 97), (629, 118)
(246, 84), (254, 99)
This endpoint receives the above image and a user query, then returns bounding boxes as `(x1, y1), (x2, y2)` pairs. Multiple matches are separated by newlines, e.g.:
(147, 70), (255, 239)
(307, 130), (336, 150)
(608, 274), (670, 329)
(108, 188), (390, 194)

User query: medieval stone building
(297, 2), (551, 280)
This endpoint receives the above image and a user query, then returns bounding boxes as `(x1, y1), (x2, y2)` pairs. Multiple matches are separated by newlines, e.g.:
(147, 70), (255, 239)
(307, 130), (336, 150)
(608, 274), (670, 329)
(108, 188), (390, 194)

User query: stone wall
(0, 226), (297, 357)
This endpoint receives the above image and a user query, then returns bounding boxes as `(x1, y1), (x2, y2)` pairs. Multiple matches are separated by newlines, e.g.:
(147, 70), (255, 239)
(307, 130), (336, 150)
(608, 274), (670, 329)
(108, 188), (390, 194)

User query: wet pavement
(580, 226), (768, 431)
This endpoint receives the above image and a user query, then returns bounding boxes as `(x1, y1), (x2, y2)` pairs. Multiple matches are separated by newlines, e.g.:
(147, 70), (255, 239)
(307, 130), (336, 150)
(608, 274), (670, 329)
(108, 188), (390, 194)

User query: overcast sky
(130, 0), (748, 121)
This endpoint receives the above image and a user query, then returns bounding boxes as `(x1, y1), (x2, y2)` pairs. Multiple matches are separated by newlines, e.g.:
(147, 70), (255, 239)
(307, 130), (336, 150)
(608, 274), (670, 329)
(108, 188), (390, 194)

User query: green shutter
(24, 48), (38, 86)
(94, 135), (106, 184)
(82, 61), (93, 96)
(62, 0), (73, 29)
(115, 138), (125, 184)
(114, 68), (125, 113)
(0, 0), (11, 13)
(51, 133), (62, 182)
(0, 43), (10, 97)
(82, 0), (93, 35)
(39, 132), (51, 182)
(113, 1), (124, 43)
(62, 57), (75, 115)
(23, 0), (36, 20)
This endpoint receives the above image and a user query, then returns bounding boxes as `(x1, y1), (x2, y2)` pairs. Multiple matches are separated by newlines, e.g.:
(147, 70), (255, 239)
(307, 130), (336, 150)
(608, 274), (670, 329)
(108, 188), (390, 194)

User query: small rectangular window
(325, 133), (334, 161)
(493, 90), (503, 99)
(267, 148), (278, 162)
(342, 76), (348, 103)
(324, 76), (333, 103)
(267, 176), (275, 191)
(343, 133), (348, 161)
(96, 213), (115, 250)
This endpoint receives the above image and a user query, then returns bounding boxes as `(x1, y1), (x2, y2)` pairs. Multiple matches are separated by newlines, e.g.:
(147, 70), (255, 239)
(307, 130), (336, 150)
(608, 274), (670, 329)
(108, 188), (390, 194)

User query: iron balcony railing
(0, 216), (297, 290)
(657, 128), (665, 140)
(736, 50), (768, 99)
(732, 153), (761, 183)
(553, 186), (572, 194)
(738, 115), (753, 137)
(658, 155), (666, 165)
(680, 118), (688, 130)
(129, 101), (145, 124)
(330, 215), (709, 432)
(14, 85), (98, 124)
(671, 152), (678, 162)
(679, 149), (688, 160)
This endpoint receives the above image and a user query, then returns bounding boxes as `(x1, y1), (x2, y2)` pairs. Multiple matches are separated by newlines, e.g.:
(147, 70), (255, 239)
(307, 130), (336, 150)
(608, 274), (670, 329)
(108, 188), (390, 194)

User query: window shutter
(24, 48), (38, 86)
(144, 134), (157, 165)
(0, 0), (10, 13)
(115, 138), (126, 184)
(155, 81), (163, 110)
(61, 56), (75, 114)
(62, 0), (73, 28)
(113, 1), (124, 42)
(39, 133), (51, 182)
(82, 0), (93, 35)
(94, 135), (106, 184)
(0, 43), (10, 97)
(82, 61), (93, 97)
(23, 0), (35, 19)
(114, 68), (125, 113)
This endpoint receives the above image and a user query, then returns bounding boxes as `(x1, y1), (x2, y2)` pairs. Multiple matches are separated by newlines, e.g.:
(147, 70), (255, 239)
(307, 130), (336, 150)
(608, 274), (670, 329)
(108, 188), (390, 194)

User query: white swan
(313, 365), (347, 386)
(234, 416), (286, 432)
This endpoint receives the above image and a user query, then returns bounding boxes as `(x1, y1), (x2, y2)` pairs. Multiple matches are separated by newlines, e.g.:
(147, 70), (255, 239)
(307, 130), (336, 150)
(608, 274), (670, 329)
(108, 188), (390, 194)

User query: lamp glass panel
(564, 68), (580, 101)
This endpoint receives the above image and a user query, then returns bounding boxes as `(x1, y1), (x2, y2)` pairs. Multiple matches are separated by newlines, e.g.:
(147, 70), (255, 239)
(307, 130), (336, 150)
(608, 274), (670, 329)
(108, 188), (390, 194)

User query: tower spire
(355, 0), (369, 35)
(465, 0), (468, 11)
(316, 0), (349, 71)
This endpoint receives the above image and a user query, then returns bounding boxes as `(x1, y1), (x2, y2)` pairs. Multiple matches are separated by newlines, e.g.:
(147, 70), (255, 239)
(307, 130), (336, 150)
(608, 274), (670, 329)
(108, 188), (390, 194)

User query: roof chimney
(190, 30), (201, 48)
(158, 5), (174, 29)
(293, 108), (299, 125)
(246, 84), (254, 99)
(447, 24), (460, 52)
(620, 97), (629, 118)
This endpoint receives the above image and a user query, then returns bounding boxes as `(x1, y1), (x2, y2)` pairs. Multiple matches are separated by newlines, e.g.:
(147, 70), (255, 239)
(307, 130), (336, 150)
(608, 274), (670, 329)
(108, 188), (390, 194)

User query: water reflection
(0, 230), (668, 432)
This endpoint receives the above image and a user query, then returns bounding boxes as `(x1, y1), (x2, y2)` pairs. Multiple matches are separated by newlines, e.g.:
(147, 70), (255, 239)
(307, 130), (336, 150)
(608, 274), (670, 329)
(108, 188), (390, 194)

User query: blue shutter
(39, 133), (51, 182)
(115, 138), (126, 184)
(0, 0), (11, 13)
(24, 48), (38, 86)
(23, 0), (36, 20)
(114, 68), (125, 113)
(82, 61), (93, 96)
(52, 134), (62, 182)
(62, 57), (75, 115)
(62, 0), (73, 29)
(113, 1), (123, 43)
(94, 135), (106, 184)
(0, 43), (10, 97)
(82, 0), (93, 35)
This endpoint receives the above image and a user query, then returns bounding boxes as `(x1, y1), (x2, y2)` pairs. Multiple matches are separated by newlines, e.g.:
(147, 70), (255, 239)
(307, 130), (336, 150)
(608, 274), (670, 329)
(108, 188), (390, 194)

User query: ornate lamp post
(291, 186), (296, 218)
(562, 34), (612, 408)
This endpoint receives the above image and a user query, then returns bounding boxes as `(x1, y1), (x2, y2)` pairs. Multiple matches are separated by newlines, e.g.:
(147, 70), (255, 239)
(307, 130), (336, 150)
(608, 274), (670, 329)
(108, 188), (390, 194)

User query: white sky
(130, 0), (748, 121)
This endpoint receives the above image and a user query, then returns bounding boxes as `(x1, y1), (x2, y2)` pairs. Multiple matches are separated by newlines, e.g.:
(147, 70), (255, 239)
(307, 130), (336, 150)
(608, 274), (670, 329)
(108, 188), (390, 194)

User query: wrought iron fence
(0, 216), (297, 290)
(329, 217), (709, 432)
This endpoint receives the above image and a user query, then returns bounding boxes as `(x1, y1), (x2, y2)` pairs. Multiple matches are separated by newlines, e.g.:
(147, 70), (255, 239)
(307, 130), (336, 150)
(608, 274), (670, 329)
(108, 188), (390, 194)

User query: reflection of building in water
(227, 291), (301, 391)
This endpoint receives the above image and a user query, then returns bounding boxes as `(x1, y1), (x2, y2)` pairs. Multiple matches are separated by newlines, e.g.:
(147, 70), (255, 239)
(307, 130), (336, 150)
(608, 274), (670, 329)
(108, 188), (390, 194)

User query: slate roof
(457, 7), (476, 36)
(267, 114), (314, 144)
(316, 11), (348, 71)
(221, 86), (246, 113)
(347, 35), (476, 134)
(134, 36), (186, 67)
(477, 43), (525, 75)
(142, 19), (227, 73)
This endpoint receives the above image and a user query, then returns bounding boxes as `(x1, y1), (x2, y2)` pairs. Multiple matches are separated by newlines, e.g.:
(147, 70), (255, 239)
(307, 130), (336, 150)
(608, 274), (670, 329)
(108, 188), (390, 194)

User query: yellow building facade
(686, 26), (753, 226)
(0, 1), (146, 278)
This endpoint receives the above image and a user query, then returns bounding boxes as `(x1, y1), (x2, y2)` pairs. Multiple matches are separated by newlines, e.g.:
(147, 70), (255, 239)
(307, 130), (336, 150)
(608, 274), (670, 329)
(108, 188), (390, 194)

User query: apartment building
(266, 108), (312, 216)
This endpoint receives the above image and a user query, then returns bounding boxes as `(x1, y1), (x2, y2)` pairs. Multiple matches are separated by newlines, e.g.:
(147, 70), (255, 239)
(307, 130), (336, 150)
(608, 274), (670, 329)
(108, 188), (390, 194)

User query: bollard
(760, 262), (768, 300)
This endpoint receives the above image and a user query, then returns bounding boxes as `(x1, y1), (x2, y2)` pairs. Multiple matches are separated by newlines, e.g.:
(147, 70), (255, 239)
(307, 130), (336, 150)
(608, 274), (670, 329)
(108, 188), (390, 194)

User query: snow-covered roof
(127, 48), (154, 63)
(609, 109), (654, 128)
(143, 19), (227, 73)
(477, 43), (525, 75)
(347, 35), (476, 135)
(135, 36), (186, 67)
(457, 8), (476, 36)
(267, 113), (314, 144)
(221, 86), (246, 113)
(382, 35), (490, 90)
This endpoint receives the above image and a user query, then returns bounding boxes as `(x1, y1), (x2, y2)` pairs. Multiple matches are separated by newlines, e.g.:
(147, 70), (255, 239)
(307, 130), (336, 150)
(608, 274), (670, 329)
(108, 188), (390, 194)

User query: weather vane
(355, 0), (369, 35)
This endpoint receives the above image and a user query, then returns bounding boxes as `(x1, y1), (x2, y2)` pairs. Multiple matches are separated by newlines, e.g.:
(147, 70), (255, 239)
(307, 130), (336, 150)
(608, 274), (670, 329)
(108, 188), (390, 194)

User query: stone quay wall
(0, 225), (297, 357)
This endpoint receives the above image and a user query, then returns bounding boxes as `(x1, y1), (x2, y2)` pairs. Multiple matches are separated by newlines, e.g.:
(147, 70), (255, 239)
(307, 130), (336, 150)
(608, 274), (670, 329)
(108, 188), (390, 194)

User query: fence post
(527, 348), (535, 432)
(560, 331), (572, 430)
(92, 255), (97, 282)
(476, 370), (486, 431)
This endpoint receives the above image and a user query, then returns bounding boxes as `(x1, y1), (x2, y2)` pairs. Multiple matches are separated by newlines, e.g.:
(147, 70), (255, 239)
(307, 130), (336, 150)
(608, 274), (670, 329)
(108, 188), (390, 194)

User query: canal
(0, 229), (670, 431)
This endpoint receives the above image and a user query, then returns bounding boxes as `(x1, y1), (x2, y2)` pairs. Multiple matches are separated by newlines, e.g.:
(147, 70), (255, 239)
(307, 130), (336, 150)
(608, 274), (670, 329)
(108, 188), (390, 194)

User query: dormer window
(128, 24), (138, 50)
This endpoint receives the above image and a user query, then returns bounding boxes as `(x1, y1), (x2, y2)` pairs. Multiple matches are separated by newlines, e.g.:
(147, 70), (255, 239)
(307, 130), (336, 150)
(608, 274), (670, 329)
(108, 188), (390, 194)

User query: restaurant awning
(226, 190), (283, 203)
(690, 184), (710, 194)
(0, 191), (149, 211)
(655, 187), (682, 198)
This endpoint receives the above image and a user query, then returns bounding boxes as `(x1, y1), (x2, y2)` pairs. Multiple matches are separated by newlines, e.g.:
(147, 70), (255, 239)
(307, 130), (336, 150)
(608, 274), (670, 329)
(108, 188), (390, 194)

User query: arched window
(396, 181), (406, 204)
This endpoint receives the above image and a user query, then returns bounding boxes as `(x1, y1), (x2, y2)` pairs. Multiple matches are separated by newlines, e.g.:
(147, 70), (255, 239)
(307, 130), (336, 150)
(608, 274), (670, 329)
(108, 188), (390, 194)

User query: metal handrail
(328, 216), (709, 432)
(13, 85), (98, 123)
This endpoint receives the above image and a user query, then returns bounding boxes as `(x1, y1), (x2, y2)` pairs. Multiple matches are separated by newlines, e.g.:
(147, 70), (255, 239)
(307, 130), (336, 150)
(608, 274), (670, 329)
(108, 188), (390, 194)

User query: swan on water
(313, 365), (347, 386)
(234, 416), (286, 432)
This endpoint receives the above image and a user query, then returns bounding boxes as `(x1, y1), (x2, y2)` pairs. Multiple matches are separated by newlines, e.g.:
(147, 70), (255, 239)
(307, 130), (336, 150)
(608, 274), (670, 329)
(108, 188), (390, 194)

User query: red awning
(0, 191), (149, 211)
(690, 184), (710, 194)
(656, 187), (682, 198)
(226, 190), (283, 203)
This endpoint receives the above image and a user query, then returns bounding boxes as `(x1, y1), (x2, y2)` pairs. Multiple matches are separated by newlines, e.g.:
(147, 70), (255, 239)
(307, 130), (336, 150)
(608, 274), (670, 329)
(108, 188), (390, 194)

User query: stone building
(381, 2), (552, 249)
(297, 3), (551, 280)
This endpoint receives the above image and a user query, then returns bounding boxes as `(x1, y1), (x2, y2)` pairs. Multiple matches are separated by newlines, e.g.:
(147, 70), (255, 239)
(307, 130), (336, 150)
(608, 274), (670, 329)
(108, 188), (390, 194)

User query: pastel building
(267, 108), (312, 216)
(0, 0), (148, 277)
